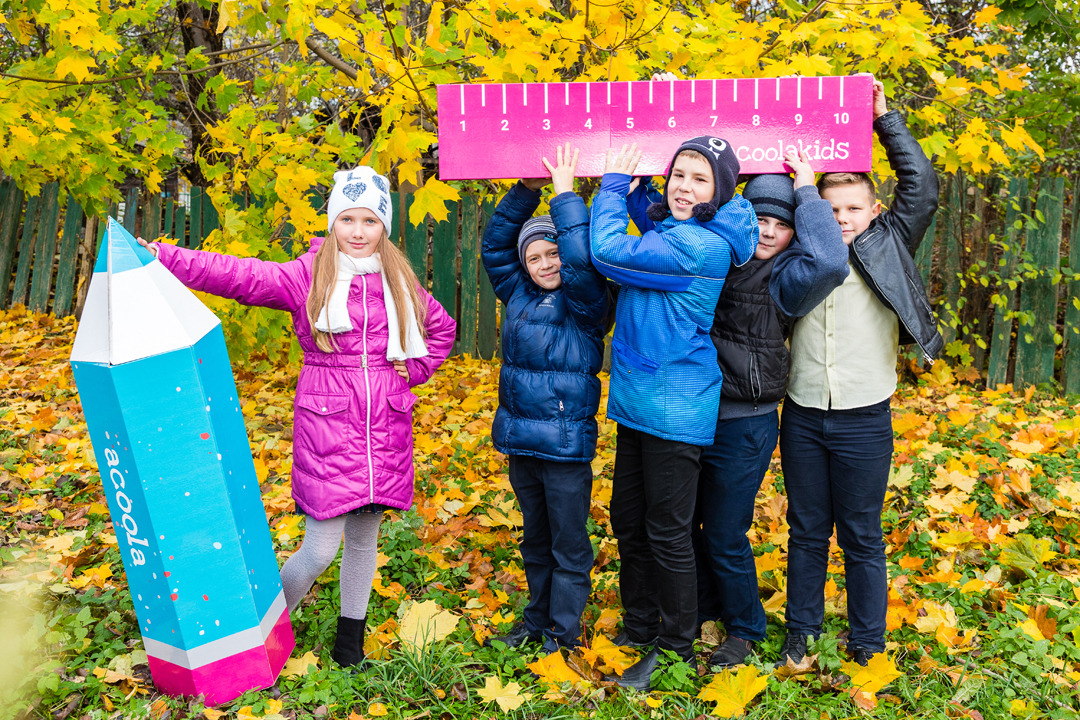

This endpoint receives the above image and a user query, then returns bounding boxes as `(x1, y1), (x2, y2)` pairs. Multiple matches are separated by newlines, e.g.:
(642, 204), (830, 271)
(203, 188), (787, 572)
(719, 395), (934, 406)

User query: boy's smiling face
(666, 153), (714, 221)
(525, 239), (562, 290)
(821, 183), (880, 245)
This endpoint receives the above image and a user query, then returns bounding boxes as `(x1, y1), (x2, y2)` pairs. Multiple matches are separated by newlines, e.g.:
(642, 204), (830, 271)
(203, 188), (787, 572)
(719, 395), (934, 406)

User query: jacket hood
(695, 194), (759, 267)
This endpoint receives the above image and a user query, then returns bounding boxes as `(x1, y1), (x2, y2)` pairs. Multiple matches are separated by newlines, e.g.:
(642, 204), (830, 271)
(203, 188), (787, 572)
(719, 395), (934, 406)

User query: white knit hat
(327, 166), (393, 234)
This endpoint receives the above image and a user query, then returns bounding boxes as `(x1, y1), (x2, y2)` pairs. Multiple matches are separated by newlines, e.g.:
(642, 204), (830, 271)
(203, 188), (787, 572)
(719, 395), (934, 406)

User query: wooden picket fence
(1, 175), (1078, 391)
(910, 174), (1080, 394)
(0, 180), (501, 360)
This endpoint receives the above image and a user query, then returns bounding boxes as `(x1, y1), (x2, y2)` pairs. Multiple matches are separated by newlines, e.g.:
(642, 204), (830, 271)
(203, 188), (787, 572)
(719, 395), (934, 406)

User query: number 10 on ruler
(437, 76), (873, 181)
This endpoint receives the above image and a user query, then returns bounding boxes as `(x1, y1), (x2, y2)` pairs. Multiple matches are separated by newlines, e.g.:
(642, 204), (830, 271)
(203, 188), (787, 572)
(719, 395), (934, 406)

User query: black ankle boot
(331, 616), (367, 668)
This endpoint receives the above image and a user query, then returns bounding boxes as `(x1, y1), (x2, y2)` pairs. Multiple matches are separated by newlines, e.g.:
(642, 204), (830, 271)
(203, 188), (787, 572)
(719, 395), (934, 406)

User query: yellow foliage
(696, 666), (769, 718)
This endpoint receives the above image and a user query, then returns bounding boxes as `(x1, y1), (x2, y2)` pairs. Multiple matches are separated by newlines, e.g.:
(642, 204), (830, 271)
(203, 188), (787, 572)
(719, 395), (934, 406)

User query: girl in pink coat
(140, 166), (456, 668)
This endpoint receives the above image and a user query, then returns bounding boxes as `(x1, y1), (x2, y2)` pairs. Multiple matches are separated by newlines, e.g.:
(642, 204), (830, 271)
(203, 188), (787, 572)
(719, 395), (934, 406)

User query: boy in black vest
(694, 149), (848, 669)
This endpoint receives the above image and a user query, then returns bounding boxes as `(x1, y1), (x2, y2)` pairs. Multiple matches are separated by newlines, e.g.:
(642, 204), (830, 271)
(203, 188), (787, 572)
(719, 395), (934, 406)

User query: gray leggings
(279, 512), (381, 619)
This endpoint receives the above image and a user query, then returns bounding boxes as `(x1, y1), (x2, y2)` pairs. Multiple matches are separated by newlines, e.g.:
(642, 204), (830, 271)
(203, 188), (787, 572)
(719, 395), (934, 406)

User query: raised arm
(873, 82), (940, 255)
(625, 177), (662, 236)
(768, 149), (850, 317)
(154, 242), (310, 312)
(481, 181), (542, 304)
(542, 144), (612, 331)
(590, 144), (706, 291)
(770, 185), (850, 317)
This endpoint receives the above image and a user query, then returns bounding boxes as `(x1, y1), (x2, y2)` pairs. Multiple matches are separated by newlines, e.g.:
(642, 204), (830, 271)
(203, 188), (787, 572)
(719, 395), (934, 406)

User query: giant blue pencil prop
(69, 219), (294, 704)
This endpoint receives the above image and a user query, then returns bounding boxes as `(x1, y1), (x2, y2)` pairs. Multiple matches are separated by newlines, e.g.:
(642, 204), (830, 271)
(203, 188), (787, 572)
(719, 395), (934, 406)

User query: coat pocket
(294, 393), (351, 461)
(386, 391), (419, 451)
(611, 337), (660, 375)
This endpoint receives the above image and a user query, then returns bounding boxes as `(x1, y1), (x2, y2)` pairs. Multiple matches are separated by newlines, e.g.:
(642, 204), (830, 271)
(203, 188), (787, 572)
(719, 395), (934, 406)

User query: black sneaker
(484, 622), (540, 649)
(850, 646), (876, 667)
(611, 631), (656, 648)
(708, 636), (754, 669)
(774, 633), (809, 668)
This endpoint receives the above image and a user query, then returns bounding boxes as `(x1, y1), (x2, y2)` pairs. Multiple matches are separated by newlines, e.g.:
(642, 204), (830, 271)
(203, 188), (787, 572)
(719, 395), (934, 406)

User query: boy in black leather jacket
(771, 79), (942, 668)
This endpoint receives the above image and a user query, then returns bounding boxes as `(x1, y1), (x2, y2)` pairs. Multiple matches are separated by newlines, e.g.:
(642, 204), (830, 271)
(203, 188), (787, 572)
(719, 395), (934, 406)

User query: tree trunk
(175, 1), (225, 187)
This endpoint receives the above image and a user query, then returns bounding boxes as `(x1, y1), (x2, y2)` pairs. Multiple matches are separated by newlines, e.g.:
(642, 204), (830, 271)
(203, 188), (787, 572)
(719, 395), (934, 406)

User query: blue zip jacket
(590, 173), (758, 446)
(482, 182), (614, 462)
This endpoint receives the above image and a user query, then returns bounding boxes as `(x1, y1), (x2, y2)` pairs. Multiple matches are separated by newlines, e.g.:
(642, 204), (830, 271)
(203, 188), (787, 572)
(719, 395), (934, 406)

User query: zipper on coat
(362, 278), (374, 504)
(749, 352), (760, 411)
(558, 399), (568, 448)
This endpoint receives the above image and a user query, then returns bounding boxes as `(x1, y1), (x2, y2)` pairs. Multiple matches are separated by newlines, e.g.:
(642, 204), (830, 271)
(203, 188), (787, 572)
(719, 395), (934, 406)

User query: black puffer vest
(711, 256), (792, 407)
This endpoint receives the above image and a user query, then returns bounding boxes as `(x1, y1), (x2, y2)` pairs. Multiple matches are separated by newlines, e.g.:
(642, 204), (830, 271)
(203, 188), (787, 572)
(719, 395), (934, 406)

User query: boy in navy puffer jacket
(481, 144), (615, 654)
(589, 138), (757, 689)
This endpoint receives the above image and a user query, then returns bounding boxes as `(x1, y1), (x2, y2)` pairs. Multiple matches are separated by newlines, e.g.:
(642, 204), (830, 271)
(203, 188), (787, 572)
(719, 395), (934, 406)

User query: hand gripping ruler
(436, 75), (873, 180)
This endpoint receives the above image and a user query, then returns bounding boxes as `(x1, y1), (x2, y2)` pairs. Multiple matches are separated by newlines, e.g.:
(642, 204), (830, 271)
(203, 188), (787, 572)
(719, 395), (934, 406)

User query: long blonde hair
(306, 230), (429, 353)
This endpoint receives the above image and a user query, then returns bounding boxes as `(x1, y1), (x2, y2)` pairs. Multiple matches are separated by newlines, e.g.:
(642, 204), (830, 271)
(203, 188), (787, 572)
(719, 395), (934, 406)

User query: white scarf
(315, 252), (429, 361)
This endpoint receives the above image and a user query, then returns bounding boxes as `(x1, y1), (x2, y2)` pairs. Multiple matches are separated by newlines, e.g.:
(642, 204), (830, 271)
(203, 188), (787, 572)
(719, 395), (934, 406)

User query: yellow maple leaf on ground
(843, 653), (902, 697)
(70, 564), (112, 589)
(527, 650), (581, 686)
(280, 651), (320, 678)
(588, 635), (637, 675)
(397, 599), (461, 649)
(367, 702), (389, 717)
(477, 675), (527, 712)
(697, 665), (768, 718)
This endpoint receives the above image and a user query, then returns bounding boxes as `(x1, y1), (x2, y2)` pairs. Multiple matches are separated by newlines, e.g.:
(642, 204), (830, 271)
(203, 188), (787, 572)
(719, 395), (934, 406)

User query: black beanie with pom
(646, 136), (741, 223)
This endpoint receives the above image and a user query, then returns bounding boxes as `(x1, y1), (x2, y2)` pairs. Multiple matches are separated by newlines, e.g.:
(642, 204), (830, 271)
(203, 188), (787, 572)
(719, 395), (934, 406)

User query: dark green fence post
(477, 198), (498, 360)
(1064, 176), (1080, 395)
(122, 187), (138, 234)
(28, 183), (61, 312)
(431, 201), (459, 352)
(915, 211), (937, 287)
(1014, 176), (1065, 389)
(54, 195), (85, 316)
(11, 192), (42, 307)
(144, 192), (161, 241)
(459, 198), (480, 357)
(0, 180), (24, 308)
(401, 193), (429, 288)
(202, 191), (219, 238)
(189, 187), (203, 248)
(939, 175), (963, 347)
(986, 178), (1027, 389)
(174, 203), (187, 248)
(163, 198), (175, 242)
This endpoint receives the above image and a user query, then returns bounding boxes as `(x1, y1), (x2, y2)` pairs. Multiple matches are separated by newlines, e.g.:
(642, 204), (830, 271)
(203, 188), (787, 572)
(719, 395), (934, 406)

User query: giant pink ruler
(437, 75), (873, 180)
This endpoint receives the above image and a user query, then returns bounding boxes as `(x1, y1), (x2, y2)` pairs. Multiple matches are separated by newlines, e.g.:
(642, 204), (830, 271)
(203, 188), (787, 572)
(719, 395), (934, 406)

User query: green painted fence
(0, 176), (1078, 389)
(0, 184), (503, 360)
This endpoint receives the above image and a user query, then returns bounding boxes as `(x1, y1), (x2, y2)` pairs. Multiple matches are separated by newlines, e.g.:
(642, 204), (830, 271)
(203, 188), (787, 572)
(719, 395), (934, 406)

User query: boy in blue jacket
(773, 80), (942, 668)
(481, 144), (614, 654)
(590, 138), (758, 689)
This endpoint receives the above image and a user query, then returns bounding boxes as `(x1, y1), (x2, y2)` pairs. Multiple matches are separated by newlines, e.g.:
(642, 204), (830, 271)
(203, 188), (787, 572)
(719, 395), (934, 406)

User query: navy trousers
(508, 454), (594, 646)
(610, 424), (703, 661)
(779, 397), (893, 652)
(694, 410), (777, 642)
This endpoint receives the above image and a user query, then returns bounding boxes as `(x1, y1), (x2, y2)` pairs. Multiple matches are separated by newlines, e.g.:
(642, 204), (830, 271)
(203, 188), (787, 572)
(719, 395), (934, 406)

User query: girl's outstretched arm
(146, 239), (310, 313)
(404, 290), (457, 386)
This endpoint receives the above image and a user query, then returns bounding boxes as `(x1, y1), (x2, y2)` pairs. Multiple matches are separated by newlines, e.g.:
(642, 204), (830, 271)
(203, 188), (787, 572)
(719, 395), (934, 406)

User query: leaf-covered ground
(2, 304), (1080, 719)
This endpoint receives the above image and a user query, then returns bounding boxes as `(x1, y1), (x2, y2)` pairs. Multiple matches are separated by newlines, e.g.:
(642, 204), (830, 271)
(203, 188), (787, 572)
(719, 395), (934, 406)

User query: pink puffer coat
(157, 238), (456, 519)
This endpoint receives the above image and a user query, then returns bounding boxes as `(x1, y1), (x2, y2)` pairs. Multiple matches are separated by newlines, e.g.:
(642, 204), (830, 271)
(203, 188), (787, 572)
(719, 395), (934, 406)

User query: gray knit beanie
(742, 174), (796, 225)
(518, 215), (557, 268)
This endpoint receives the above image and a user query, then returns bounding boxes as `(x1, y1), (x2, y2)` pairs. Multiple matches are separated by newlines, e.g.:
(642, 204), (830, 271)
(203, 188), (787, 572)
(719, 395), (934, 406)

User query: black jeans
(779, 397), (894, 652)
(610, 424), (703, 661)
(509, 455), (594, 646)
